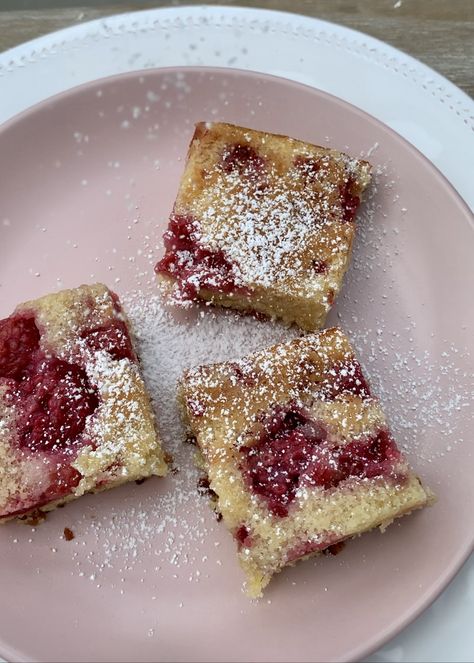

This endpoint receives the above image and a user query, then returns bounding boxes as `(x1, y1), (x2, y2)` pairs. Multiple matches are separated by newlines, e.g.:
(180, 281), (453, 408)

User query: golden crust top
(175, 122), (371, 293)
(179, 328), (433, 596)
(0, 283), (167, 522)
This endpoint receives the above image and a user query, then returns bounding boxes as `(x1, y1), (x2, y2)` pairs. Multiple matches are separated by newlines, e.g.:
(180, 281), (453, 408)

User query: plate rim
(0, 63), (472, 663)
(1, 63), (473, 220)
(0, 5), (472, 127)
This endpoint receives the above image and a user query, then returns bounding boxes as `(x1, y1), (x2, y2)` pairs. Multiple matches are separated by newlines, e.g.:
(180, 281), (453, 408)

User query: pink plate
(0, 67), (473, 663)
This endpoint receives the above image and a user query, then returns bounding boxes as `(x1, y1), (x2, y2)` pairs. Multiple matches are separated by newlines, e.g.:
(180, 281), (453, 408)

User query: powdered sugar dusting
(53, 261), (469, 593)
(126, 295), (295, 448)
(331, 167), (473, 463)
(199, 160), (344, 289)
(83, 351), (145, 462)
(157, 123), (371, 315)
(54, 297), (295, 590)
(3, 158), (470, 601)
(13, 164), (467, 594)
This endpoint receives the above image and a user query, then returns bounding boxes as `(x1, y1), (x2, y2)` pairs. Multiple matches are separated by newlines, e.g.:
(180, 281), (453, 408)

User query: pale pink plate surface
(0, 68), (473, 663)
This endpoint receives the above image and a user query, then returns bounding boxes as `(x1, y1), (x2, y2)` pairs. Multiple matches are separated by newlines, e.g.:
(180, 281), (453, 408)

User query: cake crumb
(64, 527), (75, 541)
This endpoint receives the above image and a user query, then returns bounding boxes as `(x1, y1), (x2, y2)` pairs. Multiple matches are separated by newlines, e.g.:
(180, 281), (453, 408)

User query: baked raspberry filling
(3, 463), (83, 519)
(293, 157), (362, 222)
(293, 156), (361, 228)
(228, 362), (256, 387)
(341, 177), (360, 222)
(155, 214), (250, 301)
(0, 314), (40, 380)
(0, 312), (100, 454)
(11, 358), (99, 453)
(293, 156), (325, 182)
(0, 312), (105, 513)
(186, 396), (206, 418)
(235, 524), (252, 549)
(321, 359), (371, 400)
(221, 144), (265, 177)
(239, 404), (326, 517)
(312, 260), (328, 274)
(82, 321), (135, 362)
(240, 403), (401, 517)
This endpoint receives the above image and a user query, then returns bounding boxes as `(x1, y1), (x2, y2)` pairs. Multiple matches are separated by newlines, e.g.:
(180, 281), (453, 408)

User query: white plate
(0, 7), (472, 662)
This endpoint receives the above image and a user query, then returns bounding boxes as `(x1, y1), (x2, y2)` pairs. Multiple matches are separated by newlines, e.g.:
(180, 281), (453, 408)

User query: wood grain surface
(0, 0), (472, 98)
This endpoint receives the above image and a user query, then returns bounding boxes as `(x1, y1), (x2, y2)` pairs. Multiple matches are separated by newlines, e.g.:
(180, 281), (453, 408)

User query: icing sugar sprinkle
(4, 162), (471, 605)
(52, 264), (469, 592)
(199, 163), (344, 289)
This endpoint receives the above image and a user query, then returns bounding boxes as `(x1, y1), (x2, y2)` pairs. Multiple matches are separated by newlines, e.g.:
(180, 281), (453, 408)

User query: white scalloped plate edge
(0, 6), (472, 120)
(0, 5), (473, 212)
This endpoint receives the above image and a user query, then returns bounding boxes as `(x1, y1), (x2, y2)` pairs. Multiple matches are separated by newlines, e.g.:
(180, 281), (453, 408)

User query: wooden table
(0, 0), (472, 99)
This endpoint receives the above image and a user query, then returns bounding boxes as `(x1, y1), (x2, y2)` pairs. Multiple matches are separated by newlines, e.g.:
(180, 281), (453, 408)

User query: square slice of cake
(0, 283), (168, 523)
(155, 122), (371, 330)
(179, 328), (434, 597)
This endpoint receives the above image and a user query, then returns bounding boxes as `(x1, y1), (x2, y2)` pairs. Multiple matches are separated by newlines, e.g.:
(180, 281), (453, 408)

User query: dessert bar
(0, 284), (168, 523)
(179, 328), (433, 596)
(156, 122), (371, 330)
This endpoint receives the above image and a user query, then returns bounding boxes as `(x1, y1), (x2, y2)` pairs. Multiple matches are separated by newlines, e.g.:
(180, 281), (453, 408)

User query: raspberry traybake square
(0, 283), (168, 523)
(155, 122), (371, 331)
(179, 328), (434, 597)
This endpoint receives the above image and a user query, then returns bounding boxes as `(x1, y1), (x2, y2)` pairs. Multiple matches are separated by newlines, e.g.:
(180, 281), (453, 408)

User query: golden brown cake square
(156, 122), (371, 330)
(179, 328), (433, 597)
(0, 283), (168, 523)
